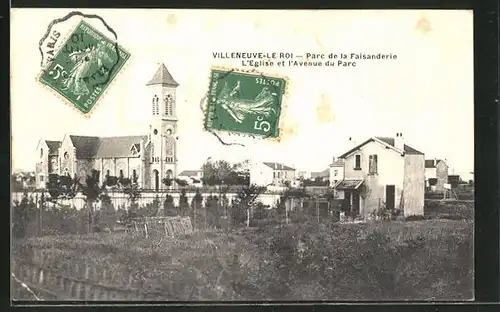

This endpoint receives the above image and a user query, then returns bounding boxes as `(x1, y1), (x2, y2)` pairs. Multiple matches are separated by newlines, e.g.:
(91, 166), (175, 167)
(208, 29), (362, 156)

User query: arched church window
(40, 148), (43, 158)
(151, 144), (155, 162)
(165, 94), (173, 116)
(152, 95), (159, 115)
(106, 170), (110, 177)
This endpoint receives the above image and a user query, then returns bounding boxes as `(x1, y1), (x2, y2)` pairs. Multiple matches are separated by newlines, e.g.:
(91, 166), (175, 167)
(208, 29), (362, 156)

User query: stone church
(35, 64), (179, 191)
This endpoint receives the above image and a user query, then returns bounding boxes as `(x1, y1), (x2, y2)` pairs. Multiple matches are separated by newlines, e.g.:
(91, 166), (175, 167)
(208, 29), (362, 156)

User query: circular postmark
(202, 66), (289, 146)
(38, 11), (130, 115)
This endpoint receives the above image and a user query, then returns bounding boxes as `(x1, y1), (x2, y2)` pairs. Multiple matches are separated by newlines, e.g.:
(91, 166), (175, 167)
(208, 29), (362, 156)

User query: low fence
(130, 217), (193, 239)
(12, 191), (282, 211)
(11, 249), (180, 301)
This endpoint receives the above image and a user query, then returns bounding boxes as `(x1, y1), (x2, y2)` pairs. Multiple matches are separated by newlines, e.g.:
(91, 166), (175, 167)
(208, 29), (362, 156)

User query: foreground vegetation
(12, 218), (473, 301)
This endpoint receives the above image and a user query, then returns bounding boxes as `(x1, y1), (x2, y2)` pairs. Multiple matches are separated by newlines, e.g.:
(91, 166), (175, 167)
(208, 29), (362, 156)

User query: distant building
(329, 157), (344, 187)
(250, 162), (296, 186)
(425, 158), (449, 192)
(447, 175), (460, 189)
(296, 171), (311, 180)
(178, 170), (204, 186)
(35, 64), (181, 191)
(333, 133), (425, 218)
(310, 169), (330, 181)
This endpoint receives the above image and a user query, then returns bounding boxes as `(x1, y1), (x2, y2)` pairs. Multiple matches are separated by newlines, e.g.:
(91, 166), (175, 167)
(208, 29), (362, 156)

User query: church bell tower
(147, 63), (179, 190)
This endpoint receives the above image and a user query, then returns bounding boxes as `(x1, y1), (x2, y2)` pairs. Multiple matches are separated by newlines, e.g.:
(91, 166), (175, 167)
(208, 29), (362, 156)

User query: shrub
(179, 189), (190, 217)
(163, 195), (177, 216)
(12, 193), (36, 238)
(406, 215), (431, 221)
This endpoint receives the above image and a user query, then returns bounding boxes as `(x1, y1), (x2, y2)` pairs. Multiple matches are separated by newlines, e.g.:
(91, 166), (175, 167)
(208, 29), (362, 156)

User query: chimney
(395, 132), (404, 151)
(434, 157), (437, 166)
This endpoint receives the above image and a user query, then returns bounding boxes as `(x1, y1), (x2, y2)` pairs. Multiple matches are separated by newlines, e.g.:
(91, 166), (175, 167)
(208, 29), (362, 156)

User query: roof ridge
(146, 63), (179, 87)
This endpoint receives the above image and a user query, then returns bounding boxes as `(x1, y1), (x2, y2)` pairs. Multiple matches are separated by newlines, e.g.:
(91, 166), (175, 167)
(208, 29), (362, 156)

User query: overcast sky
(11, 9), (473, 176)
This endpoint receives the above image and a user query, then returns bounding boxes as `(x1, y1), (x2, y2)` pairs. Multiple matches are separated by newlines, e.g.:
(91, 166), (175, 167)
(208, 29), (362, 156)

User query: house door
(352, 192), (360, 216)
(385, 185), (395, 210)
(343, 191), (351, 213)
(153, 170), (159, 191)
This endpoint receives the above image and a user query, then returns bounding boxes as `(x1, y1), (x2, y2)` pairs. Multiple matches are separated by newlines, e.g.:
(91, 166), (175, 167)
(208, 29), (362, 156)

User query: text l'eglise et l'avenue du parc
(212, 52), (398, 67)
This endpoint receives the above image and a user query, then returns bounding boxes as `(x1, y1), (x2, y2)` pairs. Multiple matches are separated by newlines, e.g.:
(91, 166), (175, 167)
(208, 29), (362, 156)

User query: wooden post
(246, 208), (250, 228)
(316, 200), (319, 223)
(163, 221), (168, 237)
(285, 200), (289, 225)
(144, 223), (148, 239)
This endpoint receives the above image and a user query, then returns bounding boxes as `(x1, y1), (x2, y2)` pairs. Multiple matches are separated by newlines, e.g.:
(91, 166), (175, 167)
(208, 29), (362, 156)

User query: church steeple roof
(146, 63), (179, 87)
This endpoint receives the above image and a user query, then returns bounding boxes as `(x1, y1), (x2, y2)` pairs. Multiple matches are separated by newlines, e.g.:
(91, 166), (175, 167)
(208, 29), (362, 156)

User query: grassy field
(12, 218), (473, 301)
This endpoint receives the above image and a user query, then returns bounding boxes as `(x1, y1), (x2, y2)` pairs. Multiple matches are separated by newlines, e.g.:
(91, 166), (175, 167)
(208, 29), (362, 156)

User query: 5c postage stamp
(205, 68), (288, 139)
(38, 20), (130, 115)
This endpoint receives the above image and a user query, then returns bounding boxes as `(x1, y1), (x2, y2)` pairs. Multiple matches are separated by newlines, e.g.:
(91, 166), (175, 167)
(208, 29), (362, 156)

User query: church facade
(35, 64), (180, 191)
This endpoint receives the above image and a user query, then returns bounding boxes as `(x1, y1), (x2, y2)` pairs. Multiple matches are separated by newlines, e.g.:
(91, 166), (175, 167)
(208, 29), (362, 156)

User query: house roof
(45, 140), (61, 155)
(330, 159), (344, 167)
(69, 135), (147, 159)
(146, 63), (179, 87)
(179, 170), (202, 177)
(311, 169), (330, 178)
(262, 162), (295, 170)
(375, 137), (424, 155)
(333, 179), (364, 190)
(425, 159), (445, 168)
(339, 136), (424, 158)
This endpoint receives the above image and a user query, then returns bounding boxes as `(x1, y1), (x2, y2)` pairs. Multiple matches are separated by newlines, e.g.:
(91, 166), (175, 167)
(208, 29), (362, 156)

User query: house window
(334, 170), (338, 176)
(273, 172), (276, 178)
(132, 169), (137, 180)
(39, 175), (44, 182)
(119, 170), (124, 179)
(106, 170), (110, 177)
(354, 155), (361, 169)
(369, 154), (378, 174)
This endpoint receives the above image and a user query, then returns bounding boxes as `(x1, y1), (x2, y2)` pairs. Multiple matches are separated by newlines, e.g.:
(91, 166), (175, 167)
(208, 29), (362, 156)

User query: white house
(329, 157), (344, 187)
(250, 162), (296, 187)
(333, 133), (425, 218)
(424, 159), (449, 192)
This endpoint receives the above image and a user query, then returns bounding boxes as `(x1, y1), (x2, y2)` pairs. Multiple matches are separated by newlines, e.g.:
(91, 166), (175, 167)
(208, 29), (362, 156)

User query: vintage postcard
(11, 9), (474, 302)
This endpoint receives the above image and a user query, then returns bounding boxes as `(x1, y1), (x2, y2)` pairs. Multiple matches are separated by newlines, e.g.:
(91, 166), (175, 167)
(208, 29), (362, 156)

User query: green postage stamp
(39, 20), (130, 114)
(205, 68), (288, 139)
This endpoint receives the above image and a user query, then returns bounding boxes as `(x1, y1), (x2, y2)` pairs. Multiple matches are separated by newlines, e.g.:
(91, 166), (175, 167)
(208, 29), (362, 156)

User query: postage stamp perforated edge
(36, 18), (131, 119)
(203, 65), (290, 143)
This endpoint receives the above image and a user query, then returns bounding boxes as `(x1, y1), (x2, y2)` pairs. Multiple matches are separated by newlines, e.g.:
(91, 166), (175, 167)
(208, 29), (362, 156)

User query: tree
(118, 176), (140, 208)
(46, 173), (80, 200)
(163, 195), (176, 216)
(12, 193), (36, 238)
(175, 178), (189, 187)
(231, 184), (267, 226)
(179, 189), (190, 217)
(162, 177), (173, 188)
(80, 170), (102, 233)
(191, 189), (203, 230)
(202, 159), (245, 186)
